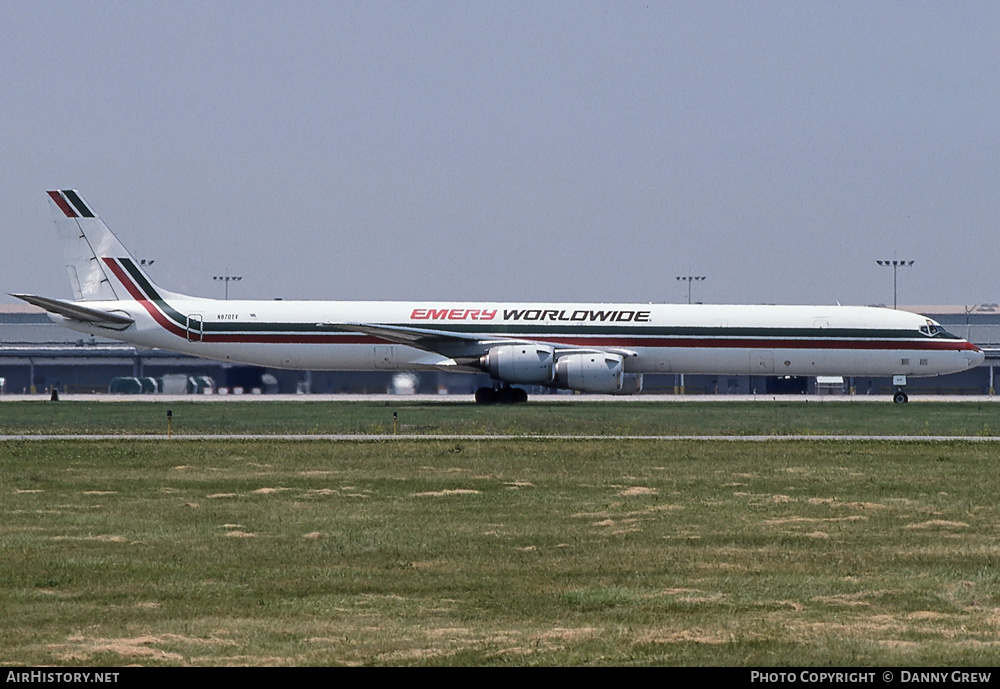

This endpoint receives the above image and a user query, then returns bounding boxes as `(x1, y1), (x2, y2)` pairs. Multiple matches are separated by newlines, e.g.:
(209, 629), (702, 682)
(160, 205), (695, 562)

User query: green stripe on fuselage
(114, 266), (946, 341)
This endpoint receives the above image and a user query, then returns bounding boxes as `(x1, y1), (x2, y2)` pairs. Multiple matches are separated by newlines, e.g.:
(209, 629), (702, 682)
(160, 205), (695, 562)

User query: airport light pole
(213, 274), (242, 300)
(676, 275), (706, 304)
(875, 260), (913, 309)
(674, 274), (705, 396)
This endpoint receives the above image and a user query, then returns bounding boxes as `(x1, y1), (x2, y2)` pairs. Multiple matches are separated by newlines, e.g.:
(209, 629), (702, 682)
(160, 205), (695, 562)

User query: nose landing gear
(892, 375), (908, 404)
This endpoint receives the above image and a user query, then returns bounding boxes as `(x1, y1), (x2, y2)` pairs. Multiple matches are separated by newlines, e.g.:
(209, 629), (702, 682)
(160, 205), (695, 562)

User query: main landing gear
(475, 384), (528, 405)
(892, 375), (908, 404)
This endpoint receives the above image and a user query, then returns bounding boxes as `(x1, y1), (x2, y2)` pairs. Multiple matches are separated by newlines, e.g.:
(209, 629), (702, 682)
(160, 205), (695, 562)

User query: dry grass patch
(619, 486), (657, 496)
(637, 628), (736, 645)
(764, 515), (868, 525)
(47, 633), (236, 663)
(905, 520), (969, 529)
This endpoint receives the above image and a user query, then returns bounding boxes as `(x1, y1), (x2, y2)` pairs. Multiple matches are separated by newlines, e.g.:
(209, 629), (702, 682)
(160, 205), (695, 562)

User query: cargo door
(187, 314), (204, 342)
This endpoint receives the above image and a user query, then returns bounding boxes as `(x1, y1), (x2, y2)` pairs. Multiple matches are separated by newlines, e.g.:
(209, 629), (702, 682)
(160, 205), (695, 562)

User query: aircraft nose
(967, 346), (985, 369)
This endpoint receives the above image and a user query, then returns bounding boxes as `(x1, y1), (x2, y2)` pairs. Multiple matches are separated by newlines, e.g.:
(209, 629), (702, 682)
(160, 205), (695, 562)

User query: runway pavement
(2, 393), (999, 403)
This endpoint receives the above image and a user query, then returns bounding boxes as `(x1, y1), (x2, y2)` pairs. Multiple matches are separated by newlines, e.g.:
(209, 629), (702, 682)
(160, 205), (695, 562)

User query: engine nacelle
(481, 344), (555, 384)
(554, 352), (625, 393)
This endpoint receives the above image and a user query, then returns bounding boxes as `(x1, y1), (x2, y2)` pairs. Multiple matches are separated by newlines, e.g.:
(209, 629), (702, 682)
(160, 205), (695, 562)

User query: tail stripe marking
(115, 258), (193, 327)
(102, 258), (188, 339)
(47, 191), (77, 218)
(61, 190), (95, 218)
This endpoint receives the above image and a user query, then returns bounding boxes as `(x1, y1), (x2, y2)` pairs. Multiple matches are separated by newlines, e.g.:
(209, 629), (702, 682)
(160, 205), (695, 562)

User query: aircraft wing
(325, 322), (637, 362)
(323, 322), (529, 360)
(11, 293), (134, 330)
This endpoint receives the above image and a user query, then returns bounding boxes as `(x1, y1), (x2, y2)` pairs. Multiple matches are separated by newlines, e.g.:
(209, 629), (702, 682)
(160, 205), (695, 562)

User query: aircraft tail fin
(46, 190), (173, 303)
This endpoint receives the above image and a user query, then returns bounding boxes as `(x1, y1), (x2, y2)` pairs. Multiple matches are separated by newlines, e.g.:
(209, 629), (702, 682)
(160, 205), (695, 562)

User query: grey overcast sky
(3, 1), (998, 307)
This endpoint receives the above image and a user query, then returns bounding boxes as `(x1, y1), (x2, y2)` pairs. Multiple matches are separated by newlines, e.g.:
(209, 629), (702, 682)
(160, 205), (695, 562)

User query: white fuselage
(52, 297), (984, 379)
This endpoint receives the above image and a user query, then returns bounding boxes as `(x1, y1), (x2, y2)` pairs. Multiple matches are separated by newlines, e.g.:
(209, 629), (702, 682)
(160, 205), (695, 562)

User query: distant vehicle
(390, 373), (419, 395)
(14, 190), (984, 404)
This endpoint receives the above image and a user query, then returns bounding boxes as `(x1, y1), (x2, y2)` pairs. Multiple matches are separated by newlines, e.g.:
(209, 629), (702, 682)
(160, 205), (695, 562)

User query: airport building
(0, 304), (484, 396)
(1, 303), (998, 397)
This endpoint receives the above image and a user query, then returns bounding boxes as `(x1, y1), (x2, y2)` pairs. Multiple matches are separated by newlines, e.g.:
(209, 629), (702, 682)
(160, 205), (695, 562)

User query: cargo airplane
(13, 190), (984, 403)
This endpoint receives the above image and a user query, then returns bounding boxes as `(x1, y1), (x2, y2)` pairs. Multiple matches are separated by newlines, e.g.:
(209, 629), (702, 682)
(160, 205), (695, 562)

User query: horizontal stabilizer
(10, 293), (134, 330)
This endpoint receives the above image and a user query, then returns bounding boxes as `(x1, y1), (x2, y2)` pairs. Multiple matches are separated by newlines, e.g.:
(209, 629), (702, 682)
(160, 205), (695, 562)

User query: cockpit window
(919, 322), (957, 338)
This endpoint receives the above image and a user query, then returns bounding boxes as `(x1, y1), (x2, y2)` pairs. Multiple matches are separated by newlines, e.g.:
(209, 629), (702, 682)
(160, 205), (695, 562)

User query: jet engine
(480, 344), (555, 384)
(554, 352), (626, 393)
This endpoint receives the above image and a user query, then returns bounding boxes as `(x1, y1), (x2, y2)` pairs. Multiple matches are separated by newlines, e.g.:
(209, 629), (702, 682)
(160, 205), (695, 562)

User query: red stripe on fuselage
(204, 334), (384, 344)
(536, 337), (978, 352)
(47, 191), (77, 218)
(184, 335), (975, 351)
(183, 335), (972, 350)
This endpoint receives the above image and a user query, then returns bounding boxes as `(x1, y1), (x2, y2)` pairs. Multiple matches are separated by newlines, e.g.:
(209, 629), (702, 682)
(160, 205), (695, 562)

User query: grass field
(2, 399), (1000, 436)
(3, 433), (1000, 666)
